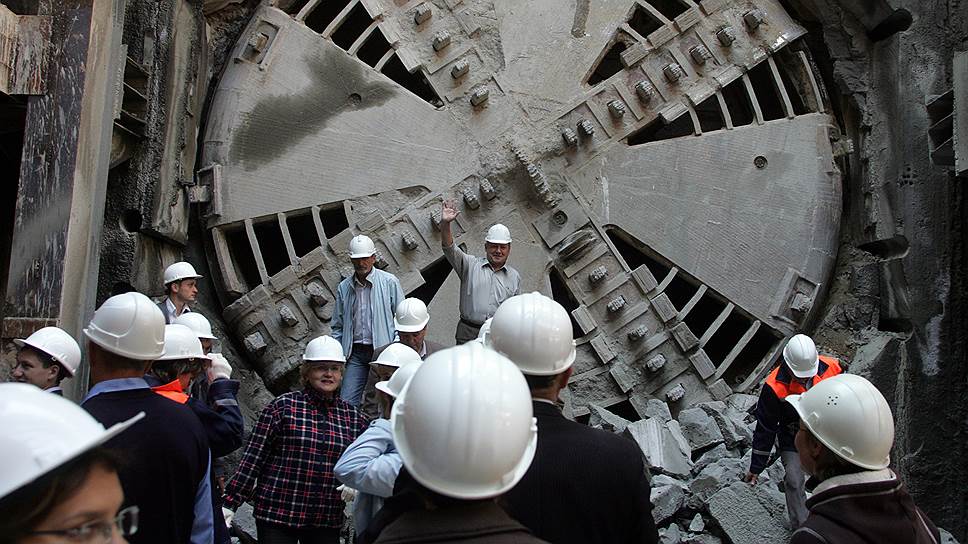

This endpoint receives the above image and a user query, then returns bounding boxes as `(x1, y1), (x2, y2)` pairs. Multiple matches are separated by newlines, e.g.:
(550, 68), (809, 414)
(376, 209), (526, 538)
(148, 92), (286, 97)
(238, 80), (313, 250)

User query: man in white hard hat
(493, 293), (659, 544)
(331, 234), (405, 407)
(334, 361), (420, 538)
(372, 343), (545, 543)
(786, 374), (940, 543)
(439, 199), (521, 344)
(360, 298), (442, 419)
(159, 261), (203, 323)
(743, 333), (843, 529)
(80, 292), (214, 544)
(10, 326), (81, 395)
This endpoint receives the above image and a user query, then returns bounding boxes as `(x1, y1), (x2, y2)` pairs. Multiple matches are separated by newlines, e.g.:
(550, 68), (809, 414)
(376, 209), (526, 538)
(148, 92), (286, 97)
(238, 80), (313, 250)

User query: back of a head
(783, 333), (820, 378)
(786, 374), (894, 470)
(373, 343), (422, 368)
(172, 312), (216, 340)
(84, 292), (166, 362)
(394, 298), (430, 332)
(0, 384), (142, 534)
(391, 343), (537, 500)
(489, 292), (576, 377)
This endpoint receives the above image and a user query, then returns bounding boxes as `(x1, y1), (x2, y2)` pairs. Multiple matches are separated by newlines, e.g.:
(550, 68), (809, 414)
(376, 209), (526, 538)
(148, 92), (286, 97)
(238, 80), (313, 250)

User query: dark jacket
(750, 357), (842, 474)
(374, 501), (549, 544)
(502, 401), (659, 544)
(792, 470), (940, 544)
(83, 388), (209, 544)
(361, 340), (443, 419)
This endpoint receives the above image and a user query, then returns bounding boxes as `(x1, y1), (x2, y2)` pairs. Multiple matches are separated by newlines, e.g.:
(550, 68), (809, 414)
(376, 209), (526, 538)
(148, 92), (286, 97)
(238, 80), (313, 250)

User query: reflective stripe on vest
(765, 356), (842, 400)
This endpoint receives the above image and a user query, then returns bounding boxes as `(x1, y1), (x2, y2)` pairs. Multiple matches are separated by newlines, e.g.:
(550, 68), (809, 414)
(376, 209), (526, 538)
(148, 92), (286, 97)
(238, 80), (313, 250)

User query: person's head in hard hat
(370, 344), (422, 416)
(145, 325), (208, 400)
(375, 343), (541, 543)
(483, 223), (511, 271)
(783, 334), (823, 386)
(84, 292), (166, 385)
(394, 298), (430, 354)
(173, 312), (233, 386)
(301, 335), (347, 397)
(489, 292), (576, 402)
(785, 374), (941, 543)
(0, 383), (142, 541)
(162, 261), (202, 320)
(10, 327), (81, 395)
(349, 235), (378, 282)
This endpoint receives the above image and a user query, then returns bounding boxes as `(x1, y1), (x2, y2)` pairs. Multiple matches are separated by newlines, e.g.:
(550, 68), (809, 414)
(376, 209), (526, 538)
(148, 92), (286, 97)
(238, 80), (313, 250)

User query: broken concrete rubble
(677, 407), (726, 452)
(588, 403), (632, 434)
(697, 401), (753, 449)
(707, 482), (790, 542)
(625, 418), (693, 478)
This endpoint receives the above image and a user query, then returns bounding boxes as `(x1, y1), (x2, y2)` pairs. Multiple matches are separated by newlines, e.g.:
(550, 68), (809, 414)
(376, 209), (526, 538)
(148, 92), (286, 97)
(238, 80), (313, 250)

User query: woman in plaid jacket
(223, 336), (368, 544)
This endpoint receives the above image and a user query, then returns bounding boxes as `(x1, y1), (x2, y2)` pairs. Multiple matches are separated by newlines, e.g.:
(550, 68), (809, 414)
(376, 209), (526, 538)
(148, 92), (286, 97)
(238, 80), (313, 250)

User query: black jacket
(375, 501), (548, 544)
(83, 388), (210, 544)
(502, 401), (659, 544)
(792, 471), (940, 544)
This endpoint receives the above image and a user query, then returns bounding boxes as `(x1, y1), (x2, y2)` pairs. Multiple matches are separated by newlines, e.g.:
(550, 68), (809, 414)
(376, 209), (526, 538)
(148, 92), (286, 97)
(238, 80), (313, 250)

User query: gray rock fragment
(726, 393), (758, 415)
(632, 396), (672, 422)
(678, 407), (725, 451)
(658, 523), (683, 544)
(651, 482), (687, 523)
(588, 403), (632, 433)
(625, 418), (693, 478)
(688, 513), (705, 532)
(698, 401), (750, 448)
(707, 482), (791, 543)
(682, 533), (721, 544)
(687, 457), (746, 508)
(939, 528), (962, 544)
(231, 503), (257, 544)
(691, 443), (732, 475)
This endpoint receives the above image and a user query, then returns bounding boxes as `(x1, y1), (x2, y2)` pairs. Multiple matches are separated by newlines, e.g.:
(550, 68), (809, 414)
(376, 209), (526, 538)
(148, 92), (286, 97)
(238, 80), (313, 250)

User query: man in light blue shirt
(331, 234), (405, 406)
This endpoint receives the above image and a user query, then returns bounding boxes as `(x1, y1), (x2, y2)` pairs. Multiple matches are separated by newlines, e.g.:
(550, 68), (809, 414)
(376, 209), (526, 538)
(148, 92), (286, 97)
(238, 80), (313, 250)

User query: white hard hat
(303, 335), (346, 362)
(348, 235), (377, 258)
(83, 292), (166, 360)
(14, 327), (82, 376)
(375, 361), (421, 399)
(157, 324), (207, 361)
(172, 312), (217, 340)
(370, 343), (422, 368)
(476, 318), (493, 346)
(485, 223), (512, 244)
(489, 292), (576, 376)
(391, 343), (537, 499)
(163, 261), (203, 285)
(783, 334), (820, 378)
(394, 298), (430, 333)
(786, 374), (894, 470)
(0, 383), (144, 500)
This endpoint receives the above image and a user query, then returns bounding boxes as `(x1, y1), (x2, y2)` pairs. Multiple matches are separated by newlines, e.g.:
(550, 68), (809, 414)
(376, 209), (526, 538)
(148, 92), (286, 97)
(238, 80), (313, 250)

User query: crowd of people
(0, 201), (942, 543)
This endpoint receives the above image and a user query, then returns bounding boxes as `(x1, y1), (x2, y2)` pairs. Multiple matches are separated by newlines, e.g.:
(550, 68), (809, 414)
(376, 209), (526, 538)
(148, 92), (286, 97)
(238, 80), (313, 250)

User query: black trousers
(256, 520), (340, 544)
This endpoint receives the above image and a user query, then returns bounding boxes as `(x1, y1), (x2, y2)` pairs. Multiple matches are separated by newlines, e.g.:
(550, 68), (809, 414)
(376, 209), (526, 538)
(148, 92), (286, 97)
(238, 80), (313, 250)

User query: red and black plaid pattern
(223, 388), (368, 528)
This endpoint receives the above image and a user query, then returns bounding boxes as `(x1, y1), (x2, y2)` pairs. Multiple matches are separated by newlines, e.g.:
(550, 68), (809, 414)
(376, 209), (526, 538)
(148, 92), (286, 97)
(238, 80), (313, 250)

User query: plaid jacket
(223, 388), (368, 528)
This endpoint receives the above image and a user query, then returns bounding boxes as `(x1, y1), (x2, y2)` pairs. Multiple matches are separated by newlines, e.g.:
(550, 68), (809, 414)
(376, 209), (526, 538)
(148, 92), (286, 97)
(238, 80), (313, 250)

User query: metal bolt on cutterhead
(607, 100), (626, 119)
(646, 354), (667, 372)
(588, 265), (608, 283)
(375, 252), (389, 269)
(470, 86), (489, 107)
(664, 63), (685, 83)
(479, 178), (497, 200)
(402, 232), (418, 251)
(666, 383), (686, 401)
(414, 4), (432, 25)
(561, 127), (578, 147)
(577, 118), (595, 136)
(607, 296), (627, 313)
(689, 45), (712, 65)
(634, 80), (656, 102)
(743, 9), (765, 30)
(462, 188), (480, 209)
(450, 58), (470, 79)
(279, 305), (299, 327)
(305, 283), (327, 307)
(430, 208), (442, 230)
(716, 25), (736, 46)
(628, 325), (649, 341)
(432, 31), (451, 51)
(244, 332), (267, 356)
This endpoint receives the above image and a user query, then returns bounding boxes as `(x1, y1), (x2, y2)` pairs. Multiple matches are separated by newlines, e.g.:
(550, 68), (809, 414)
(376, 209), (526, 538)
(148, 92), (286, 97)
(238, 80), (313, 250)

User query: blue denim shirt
(331, 268), (404, 357)
(333, 418), (402, 535)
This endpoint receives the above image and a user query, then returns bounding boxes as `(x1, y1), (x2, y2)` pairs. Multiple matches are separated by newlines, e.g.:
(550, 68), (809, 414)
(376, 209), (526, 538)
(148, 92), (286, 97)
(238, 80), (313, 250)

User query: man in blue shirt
(81, 292), (214, 544)
(331, 234), (405, 406)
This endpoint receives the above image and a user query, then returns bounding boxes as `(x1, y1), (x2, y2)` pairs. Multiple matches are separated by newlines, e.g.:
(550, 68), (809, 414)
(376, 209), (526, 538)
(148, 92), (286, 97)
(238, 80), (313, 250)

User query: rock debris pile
(590, 394), (793, 544)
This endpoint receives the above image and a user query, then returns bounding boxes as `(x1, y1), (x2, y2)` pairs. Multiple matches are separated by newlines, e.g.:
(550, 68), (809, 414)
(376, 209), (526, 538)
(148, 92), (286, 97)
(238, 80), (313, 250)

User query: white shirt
(166, 297), (191, 319)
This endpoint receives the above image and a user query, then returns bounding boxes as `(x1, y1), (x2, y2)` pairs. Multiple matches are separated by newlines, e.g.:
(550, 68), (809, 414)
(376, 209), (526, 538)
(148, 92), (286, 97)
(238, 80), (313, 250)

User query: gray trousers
(780, 450), (809, 528)
(455, 319), (481, 345)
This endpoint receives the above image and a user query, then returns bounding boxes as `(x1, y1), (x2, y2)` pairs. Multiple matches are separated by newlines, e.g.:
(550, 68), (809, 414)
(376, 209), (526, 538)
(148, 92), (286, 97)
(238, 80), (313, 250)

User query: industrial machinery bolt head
(462, 187), (480, 209)
(430, 208), (442, 230)
(588, 265), (608, 283)
(666, 383), (686, 401)
(663, 63), (685, 83)
(790, 292), (813, 313)
(689, 44), (712, 65)
(374, 252), (389, 269)
(469, 86), (489, 107)
(716, 25), (737, 46)
(646, 354), (667, 372)
(450, 58), (470, 79)
(607, 100), (627, 119)
(402, 232), (418, 251)
(607, 295), (627, 313)
(432, 30), (451, 51)
(561, 127), (579, 147)
(577, 118), (595, 136)
(305, 282), (328, 307)
(279, 305), (299, 327)
(743, 9), (765, 30)
(628, 325), (649, 341)
(414, 4), (432, 25)
(244, 332), (267, 356)
(634, 80), (656, 102)
(479, 178), (497, 200)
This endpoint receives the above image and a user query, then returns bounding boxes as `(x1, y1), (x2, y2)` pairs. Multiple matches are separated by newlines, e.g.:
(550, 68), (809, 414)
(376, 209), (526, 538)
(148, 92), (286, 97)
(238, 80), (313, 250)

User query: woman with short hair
(222, 335), (368, 544)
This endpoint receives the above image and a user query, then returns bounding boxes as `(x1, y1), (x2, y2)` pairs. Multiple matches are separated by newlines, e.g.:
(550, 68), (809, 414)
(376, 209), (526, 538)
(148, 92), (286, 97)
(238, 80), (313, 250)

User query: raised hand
(441, 199), (460, 223)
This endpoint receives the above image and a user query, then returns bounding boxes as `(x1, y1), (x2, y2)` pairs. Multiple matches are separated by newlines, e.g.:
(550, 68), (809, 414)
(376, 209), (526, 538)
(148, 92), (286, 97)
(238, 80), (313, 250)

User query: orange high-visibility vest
(152, 379), (189, 404)
(765, 355), (842, 400)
